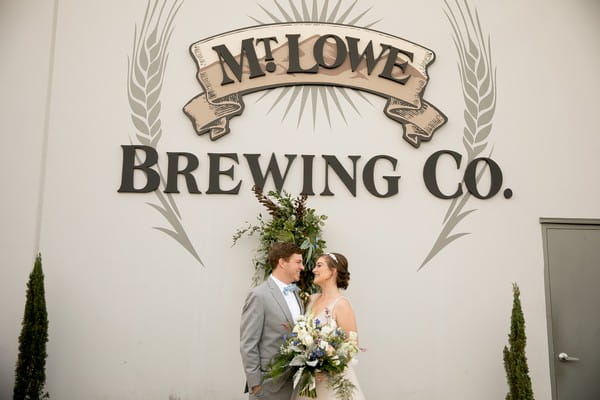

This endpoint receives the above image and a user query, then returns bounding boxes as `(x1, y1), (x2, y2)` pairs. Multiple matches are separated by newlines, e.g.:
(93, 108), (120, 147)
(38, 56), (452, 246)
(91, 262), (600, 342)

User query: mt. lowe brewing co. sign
(183, 23), (447, 147)
(119, 22), (508, 201)
(118, 0), (508, 266)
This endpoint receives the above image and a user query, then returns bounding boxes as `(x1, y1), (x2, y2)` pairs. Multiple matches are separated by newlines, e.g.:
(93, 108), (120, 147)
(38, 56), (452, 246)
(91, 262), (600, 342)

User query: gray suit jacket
(240, 277), (304, 399)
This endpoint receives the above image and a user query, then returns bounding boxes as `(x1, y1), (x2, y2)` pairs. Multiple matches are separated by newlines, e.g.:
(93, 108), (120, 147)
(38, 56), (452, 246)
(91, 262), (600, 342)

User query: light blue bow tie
(283, 284), (298, 295)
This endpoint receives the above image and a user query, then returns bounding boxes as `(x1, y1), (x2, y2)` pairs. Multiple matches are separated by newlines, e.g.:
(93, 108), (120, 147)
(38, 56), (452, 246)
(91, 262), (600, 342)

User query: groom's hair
(268, 242), (302, 269)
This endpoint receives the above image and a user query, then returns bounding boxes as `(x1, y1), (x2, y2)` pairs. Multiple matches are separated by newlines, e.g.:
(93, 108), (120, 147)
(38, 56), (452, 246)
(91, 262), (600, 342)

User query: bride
(294, 252), (366, 400)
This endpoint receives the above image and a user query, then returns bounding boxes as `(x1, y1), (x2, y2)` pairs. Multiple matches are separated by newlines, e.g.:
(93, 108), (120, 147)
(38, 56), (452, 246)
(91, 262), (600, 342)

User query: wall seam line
(34, 0), (60, 258)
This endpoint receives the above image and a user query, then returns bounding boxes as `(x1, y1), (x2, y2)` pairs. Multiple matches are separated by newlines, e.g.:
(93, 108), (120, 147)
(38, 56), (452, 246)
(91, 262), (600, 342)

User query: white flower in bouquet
(299, 331), (314, 347)
(319, 322), (336, 337)
(269, 313), (361, 400)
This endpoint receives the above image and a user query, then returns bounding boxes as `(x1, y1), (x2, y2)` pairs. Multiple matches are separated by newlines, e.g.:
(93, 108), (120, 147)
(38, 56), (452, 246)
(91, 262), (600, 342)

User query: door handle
(558, 352), (580, 362)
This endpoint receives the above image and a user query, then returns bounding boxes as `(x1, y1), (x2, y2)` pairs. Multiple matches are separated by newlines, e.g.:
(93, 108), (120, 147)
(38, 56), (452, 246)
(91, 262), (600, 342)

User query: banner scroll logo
(183, 23), (447, 147)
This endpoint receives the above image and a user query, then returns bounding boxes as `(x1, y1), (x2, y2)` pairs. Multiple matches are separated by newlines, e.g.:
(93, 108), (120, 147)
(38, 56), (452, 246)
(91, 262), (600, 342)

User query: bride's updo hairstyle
(322, 252), (350, 289)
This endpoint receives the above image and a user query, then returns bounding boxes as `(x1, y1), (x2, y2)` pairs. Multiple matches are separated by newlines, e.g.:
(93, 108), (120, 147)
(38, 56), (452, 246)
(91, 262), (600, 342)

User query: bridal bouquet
(269, 313), (360, 399)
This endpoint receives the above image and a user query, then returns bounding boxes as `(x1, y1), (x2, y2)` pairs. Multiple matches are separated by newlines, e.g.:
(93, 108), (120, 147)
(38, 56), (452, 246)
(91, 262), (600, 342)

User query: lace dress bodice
(293, 294), (366, 400)
(307, 294), (346, 325)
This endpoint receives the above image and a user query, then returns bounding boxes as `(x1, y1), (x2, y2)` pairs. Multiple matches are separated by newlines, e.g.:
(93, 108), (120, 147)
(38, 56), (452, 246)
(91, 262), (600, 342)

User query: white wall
(0, 0), (57, 396)
(1, 0), (599, 399)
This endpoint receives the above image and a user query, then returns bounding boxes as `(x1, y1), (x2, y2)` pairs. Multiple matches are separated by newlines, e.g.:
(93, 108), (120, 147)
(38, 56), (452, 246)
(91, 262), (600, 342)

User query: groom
(240, 242), (305, 399)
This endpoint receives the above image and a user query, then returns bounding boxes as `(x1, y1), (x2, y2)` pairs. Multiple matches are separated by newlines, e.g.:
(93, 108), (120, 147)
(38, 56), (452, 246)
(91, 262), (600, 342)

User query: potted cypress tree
(13, 253), (49, 400)
(503, 283), (534, 400)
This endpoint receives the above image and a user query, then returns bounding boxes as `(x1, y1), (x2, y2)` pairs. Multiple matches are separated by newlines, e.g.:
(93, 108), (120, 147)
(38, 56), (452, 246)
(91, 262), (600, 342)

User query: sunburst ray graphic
(250, 0), (381, 128)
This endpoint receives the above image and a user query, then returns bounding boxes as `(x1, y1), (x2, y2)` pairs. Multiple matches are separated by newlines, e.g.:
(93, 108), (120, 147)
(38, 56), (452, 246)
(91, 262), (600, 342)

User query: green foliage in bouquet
(269, 314), (358, 399)
(233, 186), (327, 294)
(328, 374), (357, 400)
(503, 283), (534, 400)
(13, 253), (50, 400)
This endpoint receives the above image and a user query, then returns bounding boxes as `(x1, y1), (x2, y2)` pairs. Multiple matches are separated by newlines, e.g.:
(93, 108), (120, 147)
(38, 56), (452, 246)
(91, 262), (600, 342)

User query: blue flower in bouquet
(268, 313), (360, 400)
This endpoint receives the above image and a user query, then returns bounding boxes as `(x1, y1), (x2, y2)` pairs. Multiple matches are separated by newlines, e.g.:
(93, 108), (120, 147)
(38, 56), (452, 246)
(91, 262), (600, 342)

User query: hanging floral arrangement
(233, 186), (327, 296)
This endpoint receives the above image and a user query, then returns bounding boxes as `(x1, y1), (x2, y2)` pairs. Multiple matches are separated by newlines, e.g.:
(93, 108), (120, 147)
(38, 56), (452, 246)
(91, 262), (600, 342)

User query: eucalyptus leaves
(233, 186), (327, 294)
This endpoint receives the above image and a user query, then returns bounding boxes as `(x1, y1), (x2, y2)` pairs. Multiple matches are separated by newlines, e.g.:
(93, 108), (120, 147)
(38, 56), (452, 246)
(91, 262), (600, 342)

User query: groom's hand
(251, 385), (262, 395)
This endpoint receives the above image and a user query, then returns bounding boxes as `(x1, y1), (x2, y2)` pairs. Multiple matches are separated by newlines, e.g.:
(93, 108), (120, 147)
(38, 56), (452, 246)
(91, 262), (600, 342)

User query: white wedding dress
(293, 295), (366, 400)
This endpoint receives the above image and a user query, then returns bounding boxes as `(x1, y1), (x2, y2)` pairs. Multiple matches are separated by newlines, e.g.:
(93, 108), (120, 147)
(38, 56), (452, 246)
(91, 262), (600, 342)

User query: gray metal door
(541, 219), (600, 400)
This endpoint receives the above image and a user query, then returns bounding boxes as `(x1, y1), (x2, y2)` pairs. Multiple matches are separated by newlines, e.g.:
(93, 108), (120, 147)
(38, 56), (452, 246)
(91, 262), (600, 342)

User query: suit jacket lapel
(267, 278), (294, 326)
(294, 290), (304, 314)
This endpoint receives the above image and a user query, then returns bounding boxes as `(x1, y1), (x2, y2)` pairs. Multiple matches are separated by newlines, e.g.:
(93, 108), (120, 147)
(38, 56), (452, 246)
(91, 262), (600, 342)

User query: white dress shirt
(270, 275), (301, 322)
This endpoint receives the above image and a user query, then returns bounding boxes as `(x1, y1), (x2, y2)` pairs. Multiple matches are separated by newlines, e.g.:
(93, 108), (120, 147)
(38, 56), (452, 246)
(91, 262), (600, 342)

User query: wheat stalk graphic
(419, 0), (497, 270)
(128, 0), (204, 266)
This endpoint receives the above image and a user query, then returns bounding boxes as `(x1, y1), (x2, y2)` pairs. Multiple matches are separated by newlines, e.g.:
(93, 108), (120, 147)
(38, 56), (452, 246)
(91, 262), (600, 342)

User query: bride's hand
(315, 371), (326, 384)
